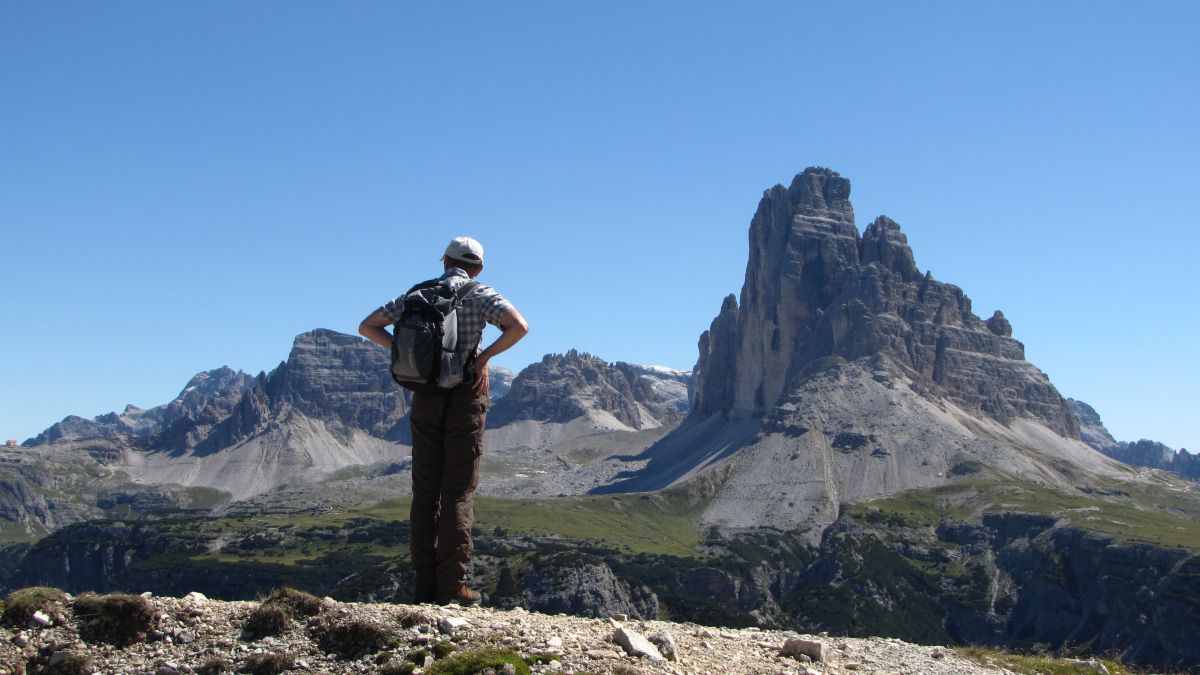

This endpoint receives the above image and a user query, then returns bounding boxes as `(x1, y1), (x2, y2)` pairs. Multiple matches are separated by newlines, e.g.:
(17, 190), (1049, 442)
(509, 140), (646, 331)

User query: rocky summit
(692, 167), (1075, 435)
(490, 350), (686, 431)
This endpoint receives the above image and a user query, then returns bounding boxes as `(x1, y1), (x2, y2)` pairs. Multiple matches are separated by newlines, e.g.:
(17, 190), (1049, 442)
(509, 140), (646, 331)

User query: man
(359, 236), (529, 605)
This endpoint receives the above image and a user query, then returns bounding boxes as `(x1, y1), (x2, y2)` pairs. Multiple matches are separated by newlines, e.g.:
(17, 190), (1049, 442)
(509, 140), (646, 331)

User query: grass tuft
(242, 603), (293, 640)
(3, 586), (68, 626)
(423, 648), (531, 675)
(379, 662), (418, 675)
(957, 646), (1143, 675)
(262, 587), (325, 617)
(73, 592), (156, 647)
(240, 651), (295, 675)
(308, 614), (394, 658)
(197, 655), (234, 674)
(37, 650), (94, 675)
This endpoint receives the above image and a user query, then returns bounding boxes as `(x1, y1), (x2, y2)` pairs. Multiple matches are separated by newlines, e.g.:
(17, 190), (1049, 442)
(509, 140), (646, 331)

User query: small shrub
(198, 655), (234, 674)
(379, 662), (417, 675)
(262, 587), (325, 617)
(37, 650), (94, 675)
(395, 606), (433, 628)
(423, 648), (531, 675)
(243, 603), (293, 640)
(3, 586), (68, 626)
(73, 592), (156, 647)
(405, 648), (429, 663)
(308, 614), (394, 658)
(432, 640), (456, 659)
(240, 652), (295, 675)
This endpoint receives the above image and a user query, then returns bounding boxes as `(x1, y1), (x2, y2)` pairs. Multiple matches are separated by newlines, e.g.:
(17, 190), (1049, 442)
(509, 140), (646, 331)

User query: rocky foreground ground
(0, 591), (1025, 675)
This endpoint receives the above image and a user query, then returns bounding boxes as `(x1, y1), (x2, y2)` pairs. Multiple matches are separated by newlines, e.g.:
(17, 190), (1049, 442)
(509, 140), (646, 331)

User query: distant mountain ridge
(25, 367), (255, 448)
(5, 330), (692, 533)
(1068, 398), (1199, 480)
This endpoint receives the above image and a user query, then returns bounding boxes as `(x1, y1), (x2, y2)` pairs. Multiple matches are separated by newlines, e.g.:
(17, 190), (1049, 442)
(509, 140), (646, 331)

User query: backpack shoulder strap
(454, 280), (480, 303)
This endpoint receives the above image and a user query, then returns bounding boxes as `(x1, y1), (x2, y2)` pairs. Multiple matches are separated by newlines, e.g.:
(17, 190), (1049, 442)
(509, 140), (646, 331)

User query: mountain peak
(786, 166), (851, 209)
(694, 167), (1078, 435)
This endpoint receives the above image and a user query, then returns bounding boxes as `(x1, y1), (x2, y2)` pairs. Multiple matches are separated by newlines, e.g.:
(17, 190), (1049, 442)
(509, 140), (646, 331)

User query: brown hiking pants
(409, 383), (487, 602)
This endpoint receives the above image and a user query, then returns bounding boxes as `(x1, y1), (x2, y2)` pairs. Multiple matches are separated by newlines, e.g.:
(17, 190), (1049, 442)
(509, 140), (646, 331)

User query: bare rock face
(207, 329), (410, 448)
(518, 552), (658, 619)
(692, 167), (1078, 439)
(488, 350), (685, 430)
(1067, 399), (1120, 453)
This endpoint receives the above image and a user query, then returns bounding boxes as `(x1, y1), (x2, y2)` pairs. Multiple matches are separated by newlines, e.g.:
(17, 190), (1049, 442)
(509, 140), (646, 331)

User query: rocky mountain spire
(692, 167), (1078, 438)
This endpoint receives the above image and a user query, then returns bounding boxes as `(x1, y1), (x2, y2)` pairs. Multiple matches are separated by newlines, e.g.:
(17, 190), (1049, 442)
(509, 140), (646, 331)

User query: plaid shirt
(379, 268), (514, 358)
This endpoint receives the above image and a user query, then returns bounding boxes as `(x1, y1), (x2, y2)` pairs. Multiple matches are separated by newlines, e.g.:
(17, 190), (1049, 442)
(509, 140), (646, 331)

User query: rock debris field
(0, 591), (1011, 675)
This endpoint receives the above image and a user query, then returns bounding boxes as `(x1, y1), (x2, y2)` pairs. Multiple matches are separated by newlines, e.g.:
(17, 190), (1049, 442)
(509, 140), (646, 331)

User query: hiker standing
(359, 236), (529, 605)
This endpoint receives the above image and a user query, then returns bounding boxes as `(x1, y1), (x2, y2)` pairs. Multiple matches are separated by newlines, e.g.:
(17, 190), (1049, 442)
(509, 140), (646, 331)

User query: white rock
(546, 636), (563, 648)
(184, 592), (208, 604)
(1071, 659), (1110, 674)
(29, 611), (52, 628)
(781, 638), (831, 662)
(613, 627), (664, 661)
(438, 616), (470, 634)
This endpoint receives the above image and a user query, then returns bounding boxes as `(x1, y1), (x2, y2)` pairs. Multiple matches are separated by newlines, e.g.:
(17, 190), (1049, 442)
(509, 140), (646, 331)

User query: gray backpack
(390, 278), (479, 393)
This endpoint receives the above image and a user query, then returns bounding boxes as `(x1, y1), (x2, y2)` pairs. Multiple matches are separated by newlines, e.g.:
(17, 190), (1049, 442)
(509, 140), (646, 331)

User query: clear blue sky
(2, 2), (1197, 452)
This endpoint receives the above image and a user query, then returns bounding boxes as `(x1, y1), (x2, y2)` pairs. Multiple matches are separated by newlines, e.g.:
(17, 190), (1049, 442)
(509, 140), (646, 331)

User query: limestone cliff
(489, 350), (685, 431)
(693, 167), (1077, 437)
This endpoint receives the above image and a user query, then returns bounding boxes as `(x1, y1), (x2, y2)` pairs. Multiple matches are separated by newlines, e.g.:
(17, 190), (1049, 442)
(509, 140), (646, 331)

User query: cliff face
(489, 350), (686, 431)
(692, 167), (1078, 438)
(200, 329), (410, 451)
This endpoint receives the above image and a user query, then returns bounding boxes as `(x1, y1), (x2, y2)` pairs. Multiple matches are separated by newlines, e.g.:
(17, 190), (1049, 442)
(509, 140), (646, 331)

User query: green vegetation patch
(359, 493), (705, 557)
(849, 478), (1200, 549)
(423, 648), (531, 675)
(958, 647), (1140, 675)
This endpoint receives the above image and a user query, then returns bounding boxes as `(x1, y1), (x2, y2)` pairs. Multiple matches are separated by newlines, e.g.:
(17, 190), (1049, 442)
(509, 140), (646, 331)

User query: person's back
(359, 236), (529, 604)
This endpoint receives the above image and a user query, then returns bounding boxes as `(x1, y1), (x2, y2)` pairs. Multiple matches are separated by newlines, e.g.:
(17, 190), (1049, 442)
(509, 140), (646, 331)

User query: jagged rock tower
(610, 168), (1122, 533)
(693, 167), (1078, 437)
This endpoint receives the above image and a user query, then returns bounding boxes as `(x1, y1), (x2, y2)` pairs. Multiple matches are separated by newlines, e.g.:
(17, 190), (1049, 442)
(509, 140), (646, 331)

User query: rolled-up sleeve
(478, 289), (514, 328)
(378, 298), (405, 323)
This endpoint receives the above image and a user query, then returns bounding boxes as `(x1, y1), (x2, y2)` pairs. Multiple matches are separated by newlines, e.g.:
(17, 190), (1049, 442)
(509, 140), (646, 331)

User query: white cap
(443, 236), (484, 265)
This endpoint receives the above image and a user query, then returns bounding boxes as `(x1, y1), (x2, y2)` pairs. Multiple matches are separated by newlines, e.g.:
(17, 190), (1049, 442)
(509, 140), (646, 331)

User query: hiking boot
(436, 585), (481, 606)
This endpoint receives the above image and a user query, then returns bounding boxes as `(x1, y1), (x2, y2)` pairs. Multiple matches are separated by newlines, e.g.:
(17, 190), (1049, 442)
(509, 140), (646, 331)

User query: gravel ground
(0, 592), (1010, 675)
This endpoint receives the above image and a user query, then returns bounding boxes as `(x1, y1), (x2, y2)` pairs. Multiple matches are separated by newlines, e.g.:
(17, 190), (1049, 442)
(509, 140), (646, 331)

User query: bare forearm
(358, 310), (394, 349)
(478, 308), (529, 364)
